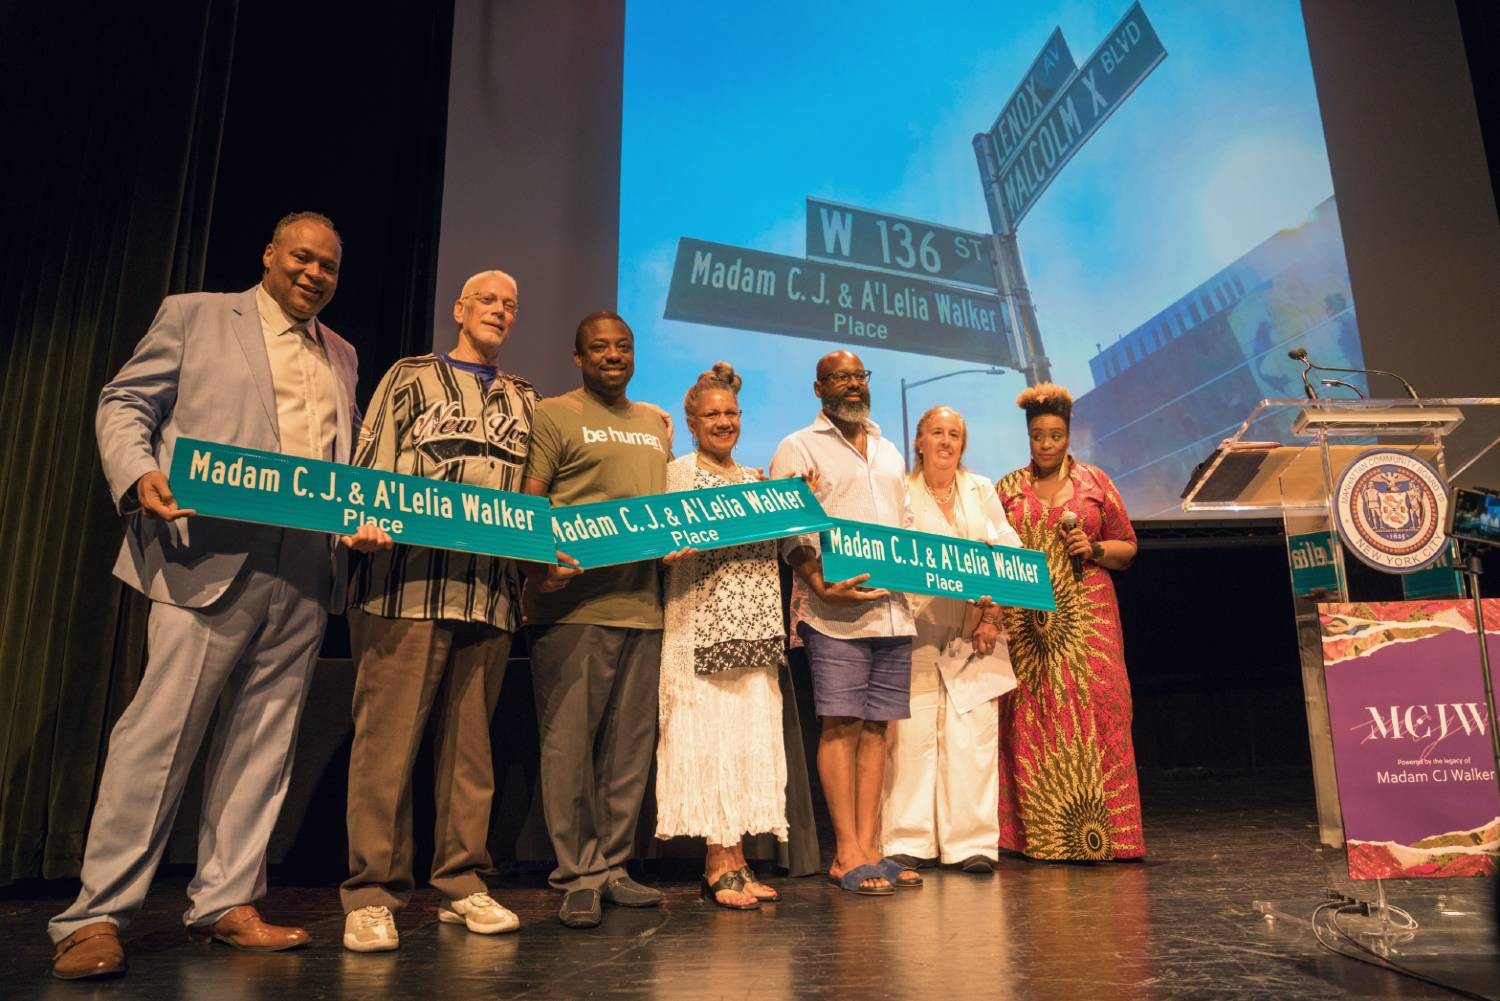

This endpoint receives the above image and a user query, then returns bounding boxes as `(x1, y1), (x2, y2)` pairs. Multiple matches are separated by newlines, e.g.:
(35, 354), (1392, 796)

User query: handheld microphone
(1287, 346), (1419, 401)
(1060, 511), (1083, 582)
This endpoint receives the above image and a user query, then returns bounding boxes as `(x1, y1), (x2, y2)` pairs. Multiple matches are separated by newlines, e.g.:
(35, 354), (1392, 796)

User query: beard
(822, 390), (871, 424)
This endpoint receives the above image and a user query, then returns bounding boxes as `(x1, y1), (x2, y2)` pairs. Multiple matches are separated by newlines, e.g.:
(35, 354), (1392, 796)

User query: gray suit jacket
(96, 288), (359, 611)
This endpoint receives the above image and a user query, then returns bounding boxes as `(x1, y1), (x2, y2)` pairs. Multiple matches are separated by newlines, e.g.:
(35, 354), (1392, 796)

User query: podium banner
(819, 518), (1055, 611)
(169, 438), (555, 563)
(551, 477), (830, 569)
(1320, 599), (1500, 879)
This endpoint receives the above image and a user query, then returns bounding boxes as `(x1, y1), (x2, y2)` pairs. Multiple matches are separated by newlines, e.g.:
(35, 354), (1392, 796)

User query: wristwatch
(1089, 541), (1105, 561)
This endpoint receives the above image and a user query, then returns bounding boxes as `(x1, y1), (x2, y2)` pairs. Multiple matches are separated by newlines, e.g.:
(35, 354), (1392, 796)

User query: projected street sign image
(620, 0), (1366, 519)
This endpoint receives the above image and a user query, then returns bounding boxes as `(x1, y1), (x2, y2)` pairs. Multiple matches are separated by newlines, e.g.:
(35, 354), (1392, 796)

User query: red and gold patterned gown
(994, 457), (1145, 859)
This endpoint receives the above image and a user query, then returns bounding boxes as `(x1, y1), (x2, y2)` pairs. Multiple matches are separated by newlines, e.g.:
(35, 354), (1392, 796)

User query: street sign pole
(971, 3), (1166, 388)
(974, 132), (1050, 386)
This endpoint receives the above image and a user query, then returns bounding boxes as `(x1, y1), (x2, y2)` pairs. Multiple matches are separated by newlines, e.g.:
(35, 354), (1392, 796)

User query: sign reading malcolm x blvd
(169, 438), (555, 562)
(819, 518), (1056, 610)
(664, 237), (1019, 368)
(994, 2), (1166, 227)
(991, 26), (1077, 167)
(805, 198), (997, 290)
(551, 477), (830, 569)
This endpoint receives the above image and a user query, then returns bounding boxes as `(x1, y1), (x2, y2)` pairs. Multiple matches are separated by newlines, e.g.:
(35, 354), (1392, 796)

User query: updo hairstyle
(683, 361), (743, 421)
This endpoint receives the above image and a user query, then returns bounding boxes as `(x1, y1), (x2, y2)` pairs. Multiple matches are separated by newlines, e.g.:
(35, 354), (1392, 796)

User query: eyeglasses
(464, 292), (519, 314)
(820, 370), (873, 387)
(699, 408), (742, 421)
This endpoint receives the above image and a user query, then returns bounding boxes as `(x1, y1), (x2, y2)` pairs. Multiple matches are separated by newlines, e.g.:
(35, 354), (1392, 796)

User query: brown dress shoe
(187, 905), (311, 952)
(52, 922), (126, 980)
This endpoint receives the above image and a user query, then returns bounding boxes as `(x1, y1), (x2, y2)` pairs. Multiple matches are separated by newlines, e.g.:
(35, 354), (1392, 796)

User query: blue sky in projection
(618, 0), (1340, 485)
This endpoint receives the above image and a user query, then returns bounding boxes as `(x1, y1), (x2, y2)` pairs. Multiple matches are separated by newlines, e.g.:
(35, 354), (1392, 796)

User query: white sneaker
(344, 905), (399, 952)
(438, 892), (520, 934)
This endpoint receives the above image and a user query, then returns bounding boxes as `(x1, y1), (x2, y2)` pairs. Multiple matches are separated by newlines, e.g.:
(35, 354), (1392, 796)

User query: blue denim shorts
(797, 622), (913, 721)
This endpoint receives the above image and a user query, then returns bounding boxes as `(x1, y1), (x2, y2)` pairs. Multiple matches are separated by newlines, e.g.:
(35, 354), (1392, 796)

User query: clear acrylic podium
(1181, 397), (1500, 847)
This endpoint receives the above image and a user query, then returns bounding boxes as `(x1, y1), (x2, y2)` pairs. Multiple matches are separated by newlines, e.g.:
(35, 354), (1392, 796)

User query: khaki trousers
(341, 609), (511, 911)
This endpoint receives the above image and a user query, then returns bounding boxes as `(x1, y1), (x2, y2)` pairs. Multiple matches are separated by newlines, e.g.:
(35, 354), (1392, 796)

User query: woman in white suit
(880, 405), (1021, 874)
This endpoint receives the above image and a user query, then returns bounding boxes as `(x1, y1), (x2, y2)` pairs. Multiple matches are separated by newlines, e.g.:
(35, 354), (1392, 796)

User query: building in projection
(1071, 197), (1363, 519)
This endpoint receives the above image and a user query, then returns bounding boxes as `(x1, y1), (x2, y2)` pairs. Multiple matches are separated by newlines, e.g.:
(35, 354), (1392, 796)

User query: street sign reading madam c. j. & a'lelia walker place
(663, 236), (1021, 368)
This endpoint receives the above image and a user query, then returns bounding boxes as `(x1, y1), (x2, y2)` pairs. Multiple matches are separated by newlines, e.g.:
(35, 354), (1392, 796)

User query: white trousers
(881, 638), (1000, 863)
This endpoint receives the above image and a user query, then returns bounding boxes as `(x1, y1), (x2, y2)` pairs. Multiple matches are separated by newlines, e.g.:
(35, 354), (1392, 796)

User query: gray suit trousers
(49, 529), (329, 941)
(528, 624), (662, 893)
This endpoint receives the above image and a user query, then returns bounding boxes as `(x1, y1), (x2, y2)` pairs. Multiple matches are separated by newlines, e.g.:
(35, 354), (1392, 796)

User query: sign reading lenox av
(988, 2), (1166, 227)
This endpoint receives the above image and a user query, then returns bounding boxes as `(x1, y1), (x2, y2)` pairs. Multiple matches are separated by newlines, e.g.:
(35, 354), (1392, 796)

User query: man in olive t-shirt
(521, 310), (671, 929)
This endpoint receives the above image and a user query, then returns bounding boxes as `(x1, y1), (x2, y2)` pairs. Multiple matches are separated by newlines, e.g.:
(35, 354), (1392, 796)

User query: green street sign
(551, 477), (831, 569)
(168, 438), (555, 563)
(1287, 530), (1340, 597)
(664, 237), (1020, 368)
(991, 26), (1078, 167)
(819, 518), (1055, 610)
(805, 197), (997, 290)
(992, 2), (1166, 227)
(1402, 545), (1465, 600)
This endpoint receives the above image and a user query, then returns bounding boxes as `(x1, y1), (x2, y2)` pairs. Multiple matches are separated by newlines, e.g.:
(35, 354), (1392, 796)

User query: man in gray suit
(48, 212), (391, 980)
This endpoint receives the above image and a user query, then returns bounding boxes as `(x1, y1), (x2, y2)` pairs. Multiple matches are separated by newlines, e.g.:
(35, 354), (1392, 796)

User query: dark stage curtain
(0, 0), (239, 886)
(0, 0), (454, 886)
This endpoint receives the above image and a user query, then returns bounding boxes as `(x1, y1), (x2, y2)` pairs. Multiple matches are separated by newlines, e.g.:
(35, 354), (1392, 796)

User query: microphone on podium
(1287, 346), (1420, 401)
(1061, 511), (1083, 582)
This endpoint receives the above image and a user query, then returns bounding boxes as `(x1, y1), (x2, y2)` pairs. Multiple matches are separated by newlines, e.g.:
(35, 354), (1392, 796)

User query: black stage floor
(4, 773), (1497, 1000)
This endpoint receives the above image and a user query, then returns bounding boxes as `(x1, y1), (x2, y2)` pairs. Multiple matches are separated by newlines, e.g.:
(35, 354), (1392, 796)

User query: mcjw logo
(1363, 703), (1489, 741)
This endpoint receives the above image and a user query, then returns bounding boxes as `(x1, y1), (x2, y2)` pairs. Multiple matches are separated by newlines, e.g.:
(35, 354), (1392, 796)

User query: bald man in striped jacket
(340, 270), (537, 952)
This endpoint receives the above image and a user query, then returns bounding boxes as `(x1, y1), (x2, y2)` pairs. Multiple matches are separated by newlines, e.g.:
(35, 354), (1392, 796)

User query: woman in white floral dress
(654, 362), (788, 909)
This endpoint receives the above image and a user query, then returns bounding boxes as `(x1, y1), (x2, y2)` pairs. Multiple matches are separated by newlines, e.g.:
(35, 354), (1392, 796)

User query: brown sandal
(702, 869), (760, 910)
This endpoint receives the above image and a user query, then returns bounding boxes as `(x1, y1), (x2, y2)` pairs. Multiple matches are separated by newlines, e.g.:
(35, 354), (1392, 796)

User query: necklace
(923, 475), (957, 504)
(696, 451), (737, 477)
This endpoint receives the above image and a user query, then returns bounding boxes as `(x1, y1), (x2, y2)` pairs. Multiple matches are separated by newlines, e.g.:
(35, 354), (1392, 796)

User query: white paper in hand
(935, 634), (1018, 715)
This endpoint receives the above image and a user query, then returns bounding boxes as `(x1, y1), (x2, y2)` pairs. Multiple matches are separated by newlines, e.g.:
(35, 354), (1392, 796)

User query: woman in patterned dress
(994, 383), (1145, 860)
(654, 362), (788, 908)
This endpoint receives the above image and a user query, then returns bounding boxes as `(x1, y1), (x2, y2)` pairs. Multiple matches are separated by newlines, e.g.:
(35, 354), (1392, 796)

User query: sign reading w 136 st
(805, 198), (997, 290)
(664, 237), (1019, 368)
(994, 2), (1166, 227)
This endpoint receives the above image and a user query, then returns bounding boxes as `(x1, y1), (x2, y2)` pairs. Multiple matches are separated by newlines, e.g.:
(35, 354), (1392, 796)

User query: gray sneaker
(438, 892), (519, 934)
(343, 906), (398, 953)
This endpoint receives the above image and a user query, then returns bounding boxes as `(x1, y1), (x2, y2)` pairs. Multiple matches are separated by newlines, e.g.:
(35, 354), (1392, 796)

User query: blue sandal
(879, 856), (924, 887)
(827, 863), (895, 895)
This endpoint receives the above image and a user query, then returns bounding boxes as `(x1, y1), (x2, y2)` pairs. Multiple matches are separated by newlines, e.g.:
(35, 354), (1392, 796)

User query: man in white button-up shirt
(769, 350), (916, 895)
